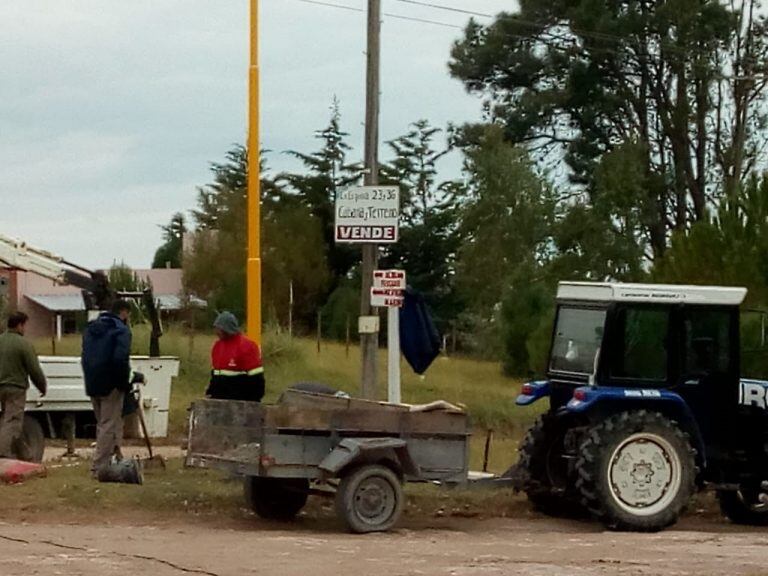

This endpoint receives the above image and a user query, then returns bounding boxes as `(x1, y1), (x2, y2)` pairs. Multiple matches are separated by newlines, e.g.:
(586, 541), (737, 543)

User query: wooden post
(316, 310), (322, 354)
(346, 314), (351, 358)
(50, 315), (56, 355)
(483, 429), (494, 473)
(359, 0), (381, 400)
(288, 280), (294, 338)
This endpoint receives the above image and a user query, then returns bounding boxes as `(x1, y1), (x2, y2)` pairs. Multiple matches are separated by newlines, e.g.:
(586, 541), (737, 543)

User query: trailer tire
(717, 489), (768, 525)
(244, 477), (309, 520)
(517, 413), (583, 517)
(18, 416), (45, 463)
(336, 464), (403, 533)
(575, 410), (695, 532)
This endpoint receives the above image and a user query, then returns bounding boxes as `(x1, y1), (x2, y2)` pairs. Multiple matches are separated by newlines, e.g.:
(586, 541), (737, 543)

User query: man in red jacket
(206, 312), (265, 402)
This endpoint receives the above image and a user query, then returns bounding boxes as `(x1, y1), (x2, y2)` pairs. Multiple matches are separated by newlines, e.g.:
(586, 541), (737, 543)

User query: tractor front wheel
(575, 410), (696, 531)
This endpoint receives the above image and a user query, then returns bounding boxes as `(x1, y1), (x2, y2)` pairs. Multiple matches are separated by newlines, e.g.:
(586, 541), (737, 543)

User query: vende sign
(373, 269), (406, 290)
(335, 186), (400, 244)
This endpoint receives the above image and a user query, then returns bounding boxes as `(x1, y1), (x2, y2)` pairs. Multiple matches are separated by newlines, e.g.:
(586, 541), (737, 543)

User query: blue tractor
(515, 281), (768, 531)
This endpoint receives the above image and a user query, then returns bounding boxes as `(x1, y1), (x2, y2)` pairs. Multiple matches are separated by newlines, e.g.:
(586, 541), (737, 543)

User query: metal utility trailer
(186, 390), (469, 532)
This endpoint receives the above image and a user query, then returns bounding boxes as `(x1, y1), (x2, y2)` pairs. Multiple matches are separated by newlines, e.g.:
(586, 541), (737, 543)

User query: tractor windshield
(550, 307), (606, 375)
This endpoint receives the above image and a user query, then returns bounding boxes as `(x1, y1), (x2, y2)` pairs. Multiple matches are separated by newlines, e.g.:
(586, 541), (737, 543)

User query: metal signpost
(372, 270), (406, 404)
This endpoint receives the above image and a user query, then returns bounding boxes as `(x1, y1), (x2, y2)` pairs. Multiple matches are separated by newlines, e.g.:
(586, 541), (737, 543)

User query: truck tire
(18, 416), (45, 463)
(717, 489), (768, 525)
(335, 464), (403, 533)
(244, 477), (309, 520)
(575, 410), (695, 531)
(517, 413), (583, 517)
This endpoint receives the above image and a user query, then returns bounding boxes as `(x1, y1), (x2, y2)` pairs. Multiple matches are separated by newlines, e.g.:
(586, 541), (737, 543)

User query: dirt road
(0, 514), (766, 576)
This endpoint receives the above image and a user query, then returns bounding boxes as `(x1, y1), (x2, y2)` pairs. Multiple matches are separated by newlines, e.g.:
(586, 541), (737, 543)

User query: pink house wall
(1, 268), (185, 338)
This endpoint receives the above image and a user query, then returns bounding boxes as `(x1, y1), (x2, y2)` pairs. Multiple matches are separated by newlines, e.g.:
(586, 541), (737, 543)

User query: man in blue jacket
(82, 300), (132, 477)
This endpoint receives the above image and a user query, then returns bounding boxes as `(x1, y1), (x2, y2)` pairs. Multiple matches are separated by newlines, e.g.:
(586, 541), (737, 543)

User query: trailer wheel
(517, 413), (583, 517)
(336, 464), (403, 533)
(244, 477), (309, 520)
(575, 410), (695, 532)
(17, 416), (45, 463)
(717, 489), (768, 525)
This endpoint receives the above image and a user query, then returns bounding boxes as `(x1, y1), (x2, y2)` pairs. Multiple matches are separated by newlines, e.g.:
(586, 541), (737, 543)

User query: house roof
(26, 293), (205, 313)
(26, 294), (85, 312)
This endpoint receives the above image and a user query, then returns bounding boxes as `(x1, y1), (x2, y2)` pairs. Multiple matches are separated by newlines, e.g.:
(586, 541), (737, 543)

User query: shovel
(137, 406), (166, 470)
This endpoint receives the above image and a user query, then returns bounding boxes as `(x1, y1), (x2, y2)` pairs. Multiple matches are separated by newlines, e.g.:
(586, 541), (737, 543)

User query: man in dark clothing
(82, 300), (132, 476)
(0, 312), (47, 459)
(206, 311), (265, 402)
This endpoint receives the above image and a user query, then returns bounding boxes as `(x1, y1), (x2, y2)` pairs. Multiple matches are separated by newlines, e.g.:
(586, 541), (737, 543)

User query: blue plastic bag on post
(399, 288), (441, 375)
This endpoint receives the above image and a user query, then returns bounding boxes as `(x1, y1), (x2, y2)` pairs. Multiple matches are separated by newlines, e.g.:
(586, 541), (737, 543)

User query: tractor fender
(318, 438), (420, 479)
(565, 386), (707, 468)
(516, 380), (551, 406)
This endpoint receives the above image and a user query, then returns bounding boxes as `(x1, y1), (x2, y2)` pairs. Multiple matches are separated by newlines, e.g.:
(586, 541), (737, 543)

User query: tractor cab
(515, 282), (768, 532)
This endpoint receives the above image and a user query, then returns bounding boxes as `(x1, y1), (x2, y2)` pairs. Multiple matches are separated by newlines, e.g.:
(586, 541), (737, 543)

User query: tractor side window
(684, 310), (731, 376)
(550, 307), (606, 374)
(612, 308), (669, 381)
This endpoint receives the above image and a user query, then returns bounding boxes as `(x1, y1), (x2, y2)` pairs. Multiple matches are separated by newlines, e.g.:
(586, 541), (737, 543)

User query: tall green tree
(450, 0), (768, 258)
(184, 146), (329, 324)
(279, 100), (363, 281)
(550, 142), (652, 281)
(655, 173), (768, 303)
(456, 125), (557, 315)
(455, 125), (558, 368)
(380, 120), (462, 330)
(152, 213), (186, 269)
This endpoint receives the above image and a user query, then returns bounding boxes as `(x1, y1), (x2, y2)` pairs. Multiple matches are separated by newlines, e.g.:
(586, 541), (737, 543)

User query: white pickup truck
(17, 355), (180, 460)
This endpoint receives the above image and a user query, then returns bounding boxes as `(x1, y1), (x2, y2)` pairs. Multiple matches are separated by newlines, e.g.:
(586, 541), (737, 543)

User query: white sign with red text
(371, 288), (404, 308)
(335, 186), (400, 243)
(371, 269), (406, 308)
(373, 269), (406, 290)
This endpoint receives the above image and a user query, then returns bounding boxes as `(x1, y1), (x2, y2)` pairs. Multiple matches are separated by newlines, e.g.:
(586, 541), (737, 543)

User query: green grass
(18, 326), (542, 523)
(37, 325), (543, 440)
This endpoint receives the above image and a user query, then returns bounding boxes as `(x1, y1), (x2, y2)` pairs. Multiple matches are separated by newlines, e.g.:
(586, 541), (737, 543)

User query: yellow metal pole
(246, 0), (262, 345)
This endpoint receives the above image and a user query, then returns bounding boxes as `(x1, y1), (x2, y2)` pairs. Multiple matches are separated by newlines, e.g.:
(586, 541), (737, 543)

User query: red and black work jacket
(207, 333), (265, 402)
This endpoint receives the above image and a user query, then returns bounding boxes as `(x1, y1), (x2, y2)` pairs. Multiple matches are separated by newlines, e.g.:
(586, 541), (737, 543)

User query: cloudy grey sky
(0, 0), (512, 269)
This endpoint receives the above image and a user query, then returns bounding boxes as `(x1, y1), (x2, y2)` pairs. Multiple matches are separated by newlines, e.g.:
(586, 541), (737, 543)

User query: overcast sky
(0, 0), (512, 269)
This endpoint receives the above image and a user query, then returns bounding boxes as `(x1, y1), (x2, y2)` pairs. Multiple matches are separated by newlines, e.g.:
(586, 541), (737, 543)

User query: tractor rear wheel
(575, 410), (696, 531)
(717, 489), (768, 525)
(517, 413), (583, 517)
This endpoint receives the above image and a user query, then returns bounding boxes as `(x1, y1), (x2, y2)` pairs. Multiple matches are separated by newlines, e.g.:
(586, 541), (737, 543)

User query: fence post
(346, 314), (351, 358)
(316, 310), (322, 354)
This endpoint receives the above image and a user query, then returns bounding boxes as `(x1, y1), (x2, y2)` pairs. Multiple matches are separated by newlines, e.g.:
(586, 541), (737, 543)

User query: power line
(288, 0), (768, 78)
(289, 0), (464, 29)
(389, 0), (493, 19)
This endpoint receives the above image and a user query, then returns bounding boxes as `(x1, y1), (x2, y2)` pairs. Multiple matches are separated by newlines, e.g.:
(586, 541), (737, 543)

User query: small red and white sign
(371, 270), (406, 307)
(371, 288), (404, 308)
(373, 269), (406, 290)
